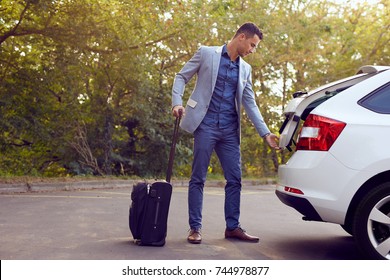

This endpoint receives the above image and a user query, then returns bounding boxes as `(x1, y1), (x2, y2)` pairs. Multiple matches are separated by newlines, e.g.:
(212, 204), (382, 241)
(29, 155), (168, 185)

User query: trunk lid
(279, 65), (390, 151)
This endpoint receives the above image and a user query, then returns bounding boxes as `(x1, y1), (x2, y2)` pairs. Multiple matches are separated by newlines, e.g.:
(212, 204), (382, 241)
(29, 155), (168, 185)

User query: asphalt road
(0, 184), (366, 260)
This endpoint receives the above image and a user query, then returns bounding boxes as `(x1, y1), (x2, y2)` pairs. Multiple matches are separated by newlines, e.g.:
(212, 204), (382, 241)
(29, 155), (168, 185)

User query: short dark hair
(234, 22), (263, 40)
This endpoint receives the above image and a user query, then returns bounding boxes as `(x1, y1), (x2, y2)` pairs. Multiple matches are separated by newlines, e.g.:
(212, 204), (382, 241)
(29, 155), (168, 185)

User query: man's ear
(238, 33), (246, 40)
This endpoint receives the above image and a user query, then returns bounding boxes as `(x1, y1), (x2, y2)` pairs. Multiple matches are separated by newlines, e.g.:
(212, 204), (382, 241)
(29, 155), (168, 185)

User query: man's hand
(264, 133), (281, 150)
(172, 105), (185, 117)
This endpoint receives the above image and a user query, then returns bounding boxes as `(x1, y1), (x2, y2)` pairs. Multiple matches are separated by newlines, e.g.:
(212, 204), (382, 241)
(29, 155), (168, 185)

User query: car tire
(353, 182), (390, 260)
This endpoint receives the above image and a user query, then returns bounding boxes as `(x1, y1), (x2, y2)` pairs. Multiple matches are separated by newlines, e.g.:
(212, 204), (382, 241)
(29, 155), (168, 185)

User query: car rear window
(358, 83), (390, 114)
(301, 86), (351, 120)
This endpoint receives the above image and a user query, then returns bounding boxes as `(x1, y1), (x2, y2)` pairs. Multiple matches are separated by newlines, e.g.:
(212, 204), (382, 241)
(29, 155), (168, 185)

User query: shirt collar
(222, 44), (239, 63)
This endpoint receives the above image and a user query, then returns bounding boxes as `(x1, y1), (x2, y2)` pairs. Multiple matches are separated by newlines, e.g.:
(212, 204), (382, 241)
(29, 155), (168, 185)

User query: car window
(359, 83), (390, 114)
(301, 86), (351, 121)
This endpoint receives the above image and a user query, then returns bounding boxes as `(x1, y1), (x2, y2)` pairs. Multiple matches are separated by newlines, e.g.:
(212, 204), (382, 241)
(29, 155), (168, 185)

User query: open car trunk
(278, 65), (390, 151)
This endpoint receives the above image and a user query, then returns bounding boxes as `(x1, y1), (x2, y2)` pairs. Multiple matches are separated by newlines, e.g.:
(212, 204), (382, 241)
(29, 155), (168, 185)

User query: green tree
(0, 0), (388, 178)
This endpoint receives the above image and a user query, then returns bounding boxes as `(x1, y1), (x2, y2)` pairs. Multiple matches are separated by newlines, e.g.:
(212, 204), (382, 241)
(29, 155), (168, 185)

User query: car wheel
(353, 182), (390, 260)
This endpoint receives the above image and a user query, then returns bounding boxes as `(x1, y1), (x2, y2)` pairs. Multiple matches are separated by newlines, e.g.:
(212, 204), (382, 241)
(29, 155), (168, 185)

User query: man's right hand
(172, 105), (185, 117)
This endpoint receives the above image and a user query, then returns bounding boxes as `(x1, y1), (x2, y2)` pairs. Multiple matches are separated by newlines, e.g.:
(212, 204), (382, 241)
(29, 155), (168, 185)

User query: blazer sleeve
(171, 47), (203, 108)
(241, 66), (271, 137)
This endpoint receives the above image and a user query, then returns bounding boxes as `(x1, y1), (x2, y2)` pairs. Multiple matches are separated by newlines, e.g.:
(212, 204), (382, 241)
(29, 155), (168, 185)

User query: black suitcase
(129, 111), (181, 246)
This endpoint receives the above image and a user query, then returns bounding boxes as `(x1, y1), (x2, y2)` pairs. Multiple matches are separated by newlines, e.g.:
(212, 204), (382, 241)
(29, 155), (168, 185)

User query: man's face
(237, 33), (260, 57)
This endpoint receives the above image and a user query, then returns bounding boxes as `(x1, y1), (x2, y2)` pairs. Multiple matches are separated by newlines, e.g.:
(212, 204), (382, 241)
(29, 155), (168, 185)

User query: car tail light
(284, 186), (304, 195)
(296, 114), (346, 151)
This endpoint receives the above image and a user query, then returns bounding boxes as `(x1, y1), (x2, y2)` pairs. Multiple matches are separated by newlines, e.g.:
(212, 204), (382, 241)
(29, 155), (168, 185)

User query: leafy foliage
(0, 0), (389, 178)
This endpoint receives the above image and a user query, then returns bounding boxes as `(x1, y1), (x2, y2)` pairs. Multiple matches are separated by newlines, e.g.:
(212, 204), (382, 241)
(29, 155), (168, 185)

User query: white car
(276, 65), (390, 260)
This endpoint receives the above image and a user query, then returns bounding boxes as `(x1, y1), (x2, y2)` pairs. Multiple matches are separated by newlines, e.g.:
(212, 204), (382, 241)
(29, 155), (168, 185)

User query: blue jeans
(188, 122), (242, 230)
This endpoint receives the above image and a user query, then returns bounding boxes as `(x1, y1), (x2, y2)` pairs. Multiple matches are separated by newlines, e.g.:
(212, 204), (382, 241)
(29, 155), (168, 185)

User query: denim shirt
(202, 45), (239, 129)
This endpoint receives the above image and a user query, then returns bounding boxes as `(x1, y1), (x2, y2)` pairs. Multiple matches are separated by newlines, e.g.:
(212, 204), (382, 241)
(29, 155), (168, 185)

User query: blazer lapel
(236, 58), (246, 100)
(211, 46), (223, 90)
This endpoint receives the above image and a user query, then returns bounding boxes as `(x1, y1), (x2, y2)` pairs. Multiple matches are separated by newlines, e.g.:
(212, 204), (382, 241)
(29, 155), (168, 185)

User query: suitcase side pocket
(129, 182), (149, 240)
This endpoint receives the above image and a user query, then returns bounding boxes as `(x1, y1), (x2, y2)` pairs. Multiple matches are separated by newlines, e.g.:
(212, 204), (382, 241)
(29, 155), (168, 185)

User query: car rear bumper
(275, 189), (323, 222)
(277, 151), (359, 224)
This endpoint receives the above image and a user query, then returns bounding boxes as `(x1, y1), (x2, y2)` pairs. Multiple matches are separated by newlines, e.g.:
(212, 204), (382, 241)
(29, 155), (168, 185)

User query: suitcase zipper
(154, 197), (160, 227)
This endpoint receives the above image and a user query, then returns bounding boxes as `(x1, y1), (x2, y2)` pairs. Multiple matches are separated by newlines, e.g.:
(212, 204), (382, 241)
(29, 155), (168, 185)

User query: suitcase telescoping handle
(166, 109), (182, 183)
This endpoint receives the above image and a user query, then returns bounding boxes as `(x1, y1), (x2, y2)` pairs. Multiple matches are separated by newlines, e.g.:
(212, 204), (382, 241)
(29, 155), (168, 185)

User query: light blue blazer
(172, 45), (270, 139)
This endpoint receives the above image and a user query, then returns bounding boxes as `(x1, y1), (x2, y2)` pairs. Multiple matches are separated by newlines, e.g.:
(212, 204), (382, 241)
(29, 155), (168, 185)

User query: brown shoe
(225, 227), (259, 243)
(187, 229), (202, 244)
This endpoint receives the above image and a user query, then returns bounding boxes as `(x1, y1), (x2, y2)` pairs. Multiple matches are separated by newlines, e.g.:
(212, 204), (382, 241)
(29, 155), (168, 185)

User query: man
(171, 22), (279, 244)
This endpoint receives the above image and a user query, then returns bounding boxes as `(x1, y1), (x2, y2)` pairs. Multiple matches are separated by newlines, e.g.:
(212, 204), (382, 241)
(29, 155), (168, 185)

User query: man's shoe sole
(225, 236), (259, 243)
(187, 239), (202, 244)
